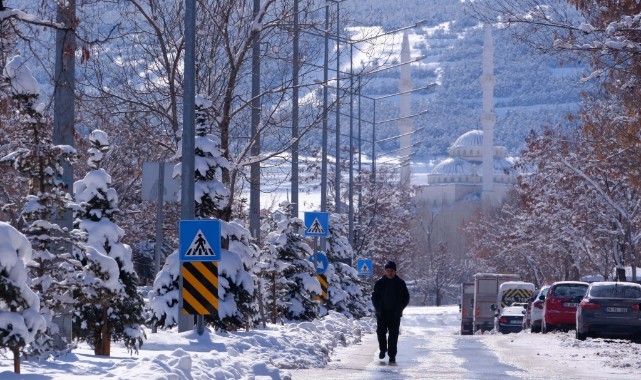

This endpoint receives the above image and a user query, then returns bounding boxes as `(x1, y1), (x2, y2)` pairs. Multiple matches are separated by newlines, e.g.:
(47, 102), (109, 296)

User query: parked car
(542, 281), (589, 333)
(526, 285), (550, 333)
(576, 281), (641, 341)
(495, 304), (526, 334)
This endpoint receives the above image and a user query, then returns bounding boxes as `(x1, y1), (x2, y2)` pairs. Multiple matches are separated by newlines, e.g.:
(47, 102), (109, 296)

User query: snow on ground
(3, 306), (641, 379)
(487, 326), (641, 379)
(0, 311), (374, 379)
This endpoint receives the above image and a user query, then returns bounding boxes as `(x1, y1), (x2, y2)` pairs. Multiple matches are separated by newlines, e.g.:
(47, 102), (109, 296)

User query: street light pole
(334, 1), (341, 214)
(320, 1), (329, 251)
(348, 43), (354, 255)
(357, 75), (363, 234)
(372, 100), (377, 182)
(250, 0), (262, 244)
(179, 0), (196, 333)
(291, 0), (299, 219)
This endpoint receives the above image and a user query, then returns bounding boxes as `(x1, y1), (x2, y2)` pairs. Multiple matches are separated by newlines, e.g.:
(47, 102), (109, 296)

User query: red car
(542, 281), (589, 333)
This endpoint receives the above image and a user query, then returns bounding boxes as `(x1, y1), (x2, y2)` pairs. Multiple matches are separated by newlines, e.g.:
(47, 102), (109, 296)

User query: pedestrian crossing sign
(357, 259), (373, 276)
(304, 212), (329, 237)
(180, 220), (221, 262)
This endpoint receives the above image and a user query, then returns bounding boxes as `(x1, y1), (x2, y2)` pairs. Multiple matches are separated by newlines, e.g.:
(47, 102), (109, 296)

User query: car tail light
(499, 317), (508, 324)
(632, 304), (640, 311)
(533, 301), (543, 309)
(580, 299), (600, 309)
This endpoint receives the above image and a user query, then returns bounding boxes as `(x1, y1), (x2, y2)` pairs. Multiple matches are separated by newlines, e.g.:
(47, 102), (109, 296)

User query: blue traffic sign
(357, 259), (373, 276)
(309, 252), (329, 274)
(179, 220), (221, 262)
(304, 212), (329, 237)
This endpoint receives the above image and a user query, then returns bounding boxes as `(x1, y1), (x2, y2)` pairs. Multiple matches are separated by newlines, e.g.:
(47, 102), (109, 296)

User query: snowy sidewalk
(289, 332), (380, 379)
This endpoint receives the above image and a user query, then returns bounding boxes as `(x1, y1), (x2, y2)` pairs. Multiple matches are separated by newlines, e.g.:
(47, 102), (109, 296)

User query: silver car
(576, 281), (641, 340)
(528, 285), (550, 333)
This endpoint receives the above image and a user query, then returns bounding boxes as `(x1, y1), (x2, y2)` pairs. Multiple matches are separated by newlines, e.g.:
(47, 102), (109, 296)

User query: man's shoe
(379, 351), (386, 359)
(389, 357), (396, 364)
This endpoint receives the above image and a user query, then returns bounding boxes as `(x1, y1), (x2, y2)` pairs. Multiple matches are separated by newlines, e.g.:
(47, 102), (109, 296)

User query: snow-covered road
(290, 306), (641, 379)
(5, 305), (641, 379)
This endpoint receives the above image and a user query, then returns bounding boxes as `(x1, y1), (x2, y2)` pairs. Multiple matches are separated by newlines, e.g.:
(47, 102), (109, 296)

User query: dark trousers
(376, 313), (401, 358)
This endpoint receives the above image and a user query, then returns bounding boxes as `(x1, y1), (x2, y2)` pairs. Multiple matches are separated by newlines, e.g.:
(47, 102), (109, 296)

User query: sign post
(304, 212), (329, 305)
(179, 220), (221, 335)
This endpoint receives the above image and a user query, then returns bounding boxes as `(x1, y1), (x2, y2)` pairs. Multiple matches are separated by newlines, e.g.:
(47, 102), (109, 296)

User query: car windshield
(589, 284), (641, 299)
(552, 284), (587, 298)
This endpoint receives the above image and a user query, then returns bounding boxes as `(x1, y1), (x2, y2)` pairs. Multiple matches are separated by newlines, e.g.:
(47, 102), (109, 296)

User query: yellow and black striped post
(182, 261), (219, 315)
(316, 273), (328, 302)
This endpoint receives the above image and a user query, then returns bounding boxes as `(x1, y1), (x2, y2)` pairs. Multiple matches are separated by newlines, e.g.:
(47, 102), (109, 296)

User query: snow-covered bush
(72, 130), (145, 355)
(325, 214), (373, 318)
(0, 222), (47, 373)
(259, 201), (320, 321)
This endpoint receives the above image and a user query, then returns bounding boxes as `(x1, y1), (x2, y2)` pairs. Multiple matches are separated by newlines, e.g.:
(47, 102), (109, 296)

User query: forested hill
(344, 0), (586, 159)
(11, 0), (586, 161)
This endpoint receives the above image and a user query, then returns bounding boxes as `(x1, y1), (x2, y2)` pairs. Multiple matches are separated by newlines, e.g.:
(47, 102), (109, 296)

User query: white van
(493, 281), (536, 315)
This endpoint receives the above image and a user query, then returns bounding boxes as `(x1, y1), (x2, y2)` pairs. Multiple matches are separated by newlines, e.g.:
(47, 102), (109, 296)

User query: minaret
(480, 24), (496, 206)
(398, 31), (413, 185)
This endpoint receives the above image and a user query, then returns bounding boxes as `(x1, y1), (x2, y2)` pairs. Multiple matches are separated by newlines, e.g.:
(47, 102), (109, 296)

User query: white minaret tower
(398, 31), (413, 185)
(480, 24), (496, 206)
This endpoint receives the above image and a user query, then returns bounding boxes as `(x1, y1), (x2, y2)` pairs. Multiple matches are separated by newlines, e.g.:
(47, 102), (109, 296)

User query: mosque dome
(448, 129), (507, 160)
(494, 157), (514, 174)
(428, 130), (516, 184)
(432, 157), (475, 175)
(452, 130), (483, 148)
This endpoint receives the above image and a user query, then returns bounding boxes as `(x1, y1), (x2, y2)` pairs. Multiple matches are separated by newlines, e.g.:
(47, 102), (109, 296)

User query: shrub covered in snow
(72, 130), (146, 355)
(0, 222), (46, 372)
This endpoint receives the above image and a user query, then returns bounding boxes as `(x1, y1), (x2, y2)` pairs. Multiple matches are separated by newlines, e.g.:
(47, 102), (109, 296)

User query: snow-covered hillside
(342, 0), (586, 159)
(10, 0), (584, 162)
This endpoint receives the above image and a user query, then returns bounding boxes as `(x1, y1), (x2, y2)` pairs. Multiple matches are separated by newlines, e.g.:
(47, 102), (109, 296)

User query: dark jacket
(372, 274), (410, 318)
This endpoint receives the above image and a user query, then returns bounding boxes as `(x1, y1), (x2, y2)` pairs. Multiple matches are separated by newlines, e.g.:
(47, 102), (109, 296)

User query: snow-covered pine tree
(72, 130), (145, 355)
(150, 96), (259, 331)
(259, 201), (320, 321)
(148, 250), (180, 329)
(0, 222), (47, 374)
(217, 220), (260, 329)
(0, 55), (78, 356)
(325, 213), (372, 319)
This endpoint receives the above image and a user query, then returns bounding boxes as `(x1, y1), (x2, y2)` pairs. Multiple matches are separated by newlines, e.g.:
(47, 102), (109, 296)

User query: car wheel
(531, 325), (540, 333)
(576, 329), (587, 341)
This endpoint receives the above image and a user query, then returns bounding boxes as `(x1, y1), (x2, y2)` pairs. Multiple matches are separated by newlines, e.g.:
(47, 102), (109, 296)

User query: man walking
(371, 261), (410, 364)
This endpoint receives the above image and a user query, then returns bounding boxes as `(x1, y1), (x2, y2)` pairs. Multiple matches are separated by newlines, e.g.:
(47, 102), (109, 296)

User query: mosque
(401, 25), (517, 261)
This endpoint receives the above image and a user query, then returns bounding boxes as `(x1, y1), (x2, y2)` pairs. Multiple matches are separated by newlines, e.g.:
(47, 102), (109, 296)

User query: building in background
(414, 25), (516, 267)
